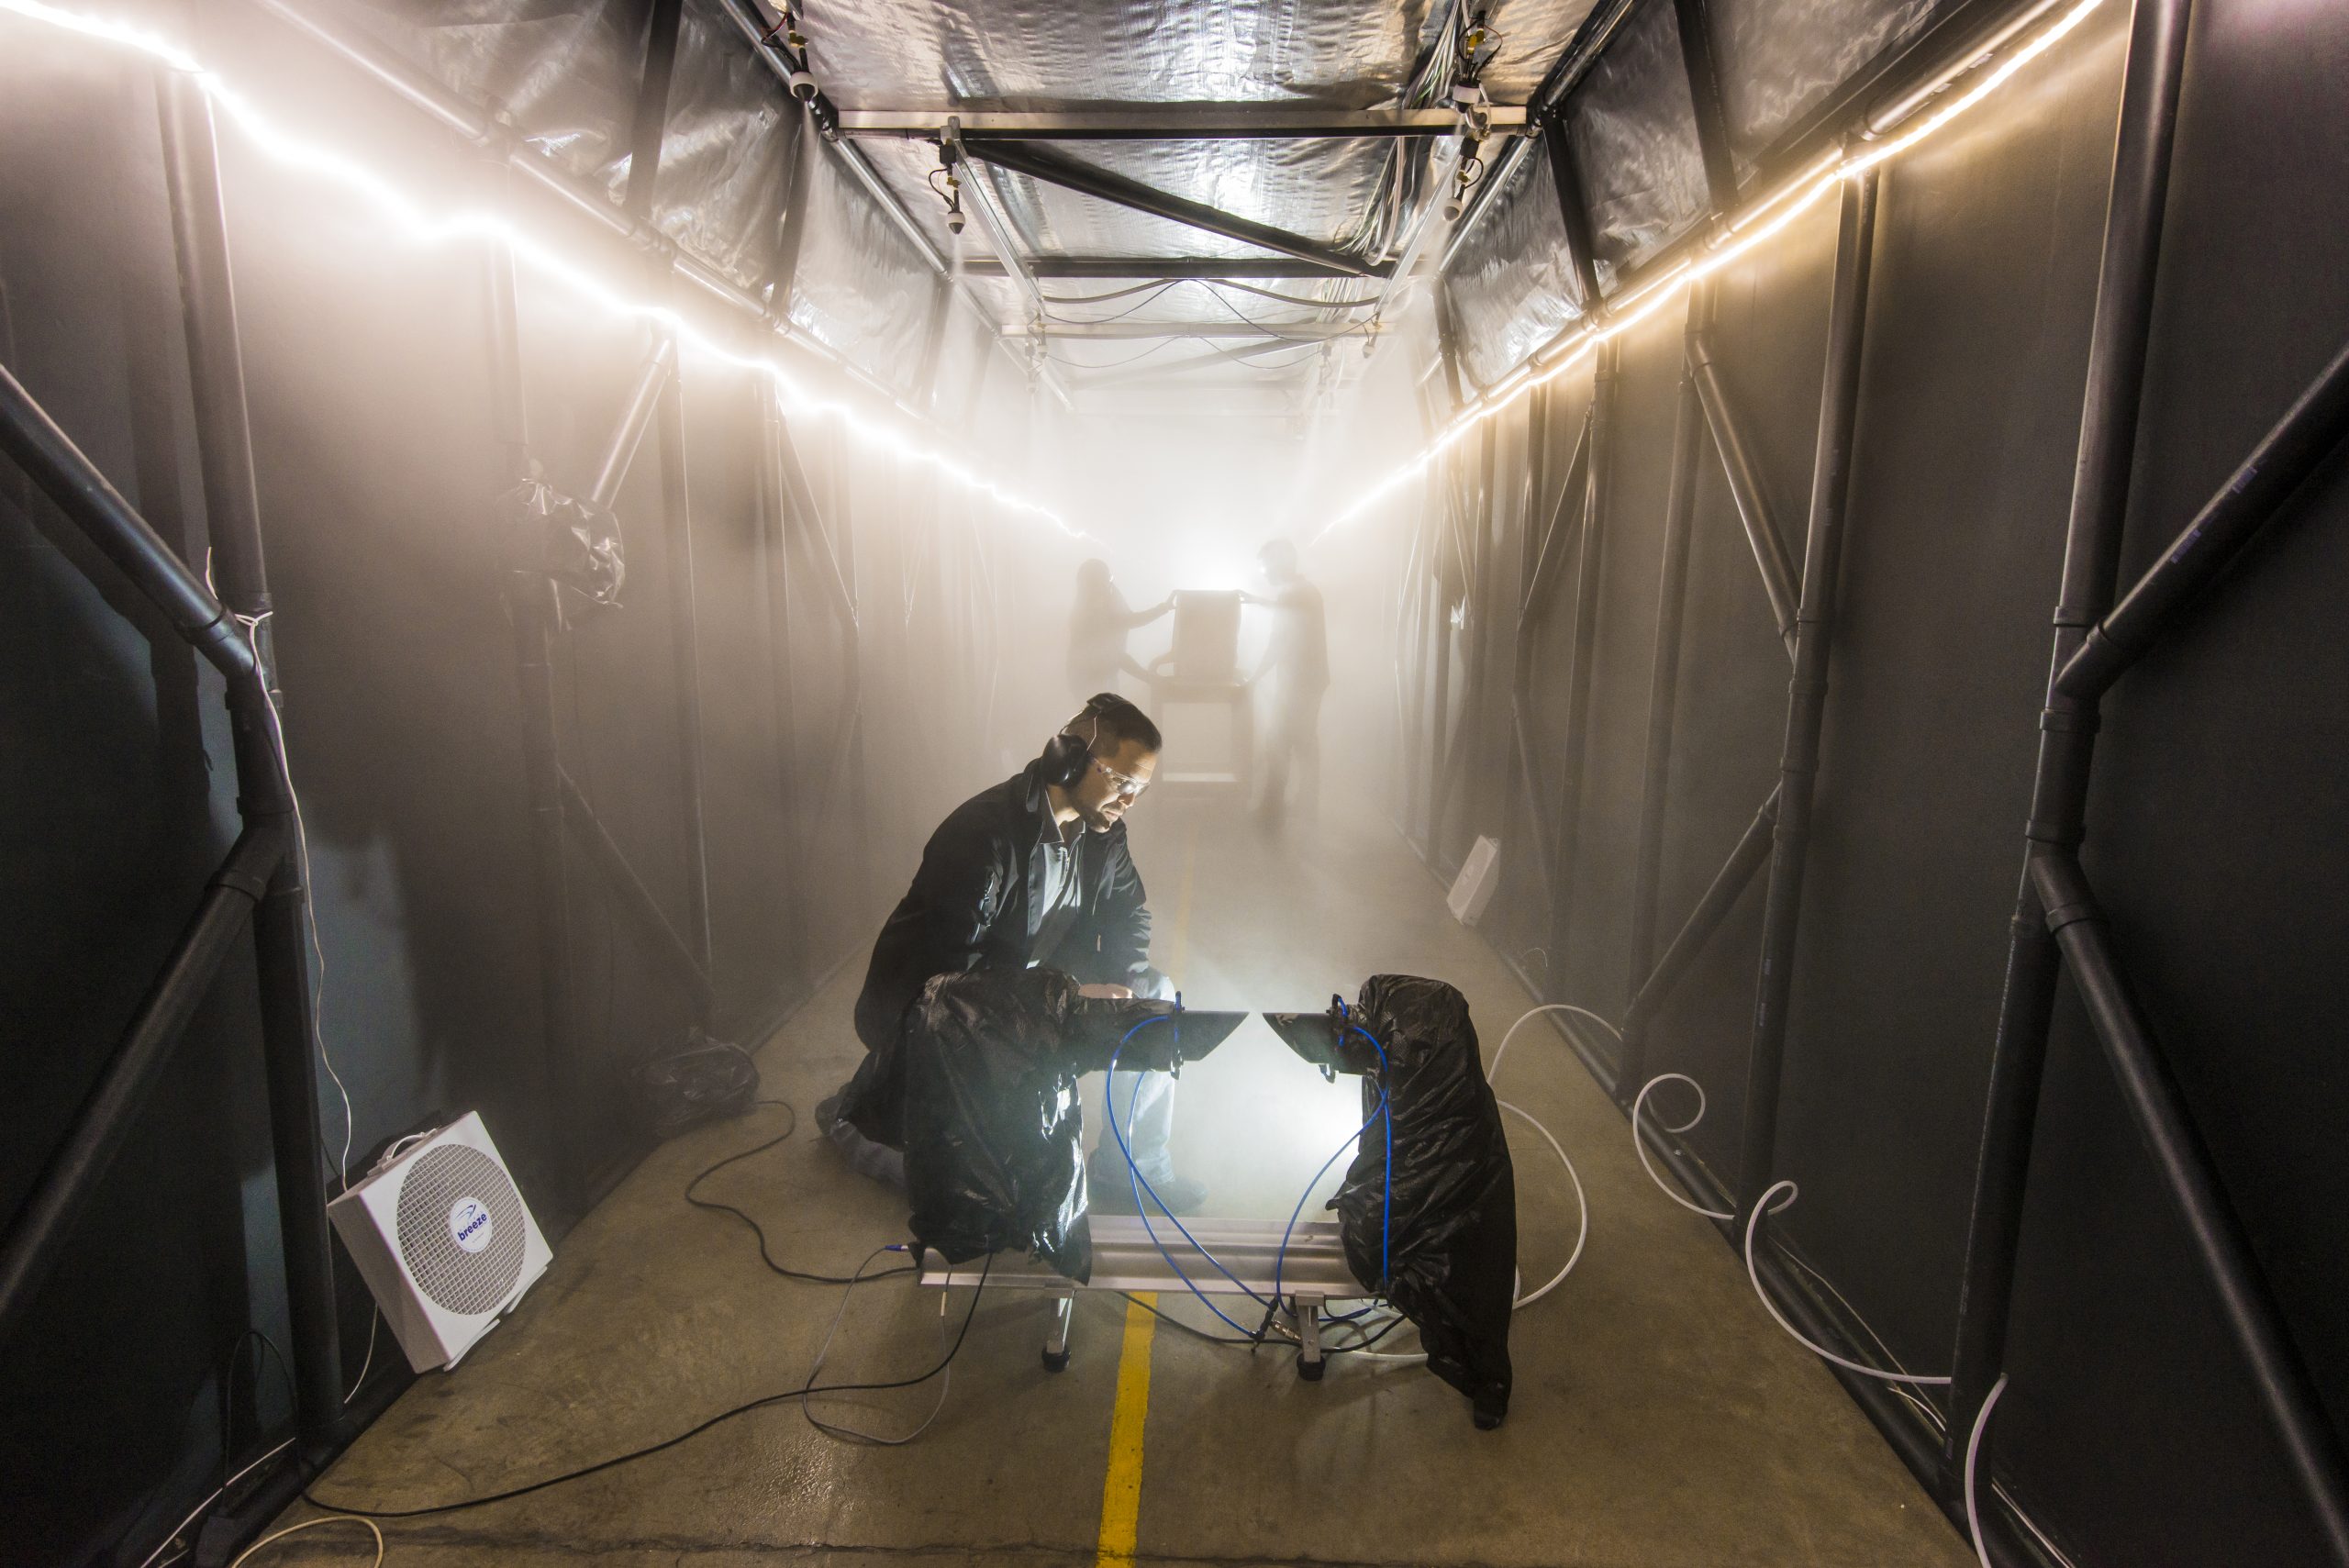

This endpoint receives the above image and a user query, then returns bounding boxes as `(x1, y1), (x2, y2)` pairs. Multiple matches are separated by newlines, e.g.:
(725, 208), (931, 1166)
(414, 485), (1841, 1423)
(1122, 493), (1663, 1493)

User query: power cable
(228, 1516), (381, 1568)
(302, 1253), (991, 1518)
(683, 1101), (917, 1285)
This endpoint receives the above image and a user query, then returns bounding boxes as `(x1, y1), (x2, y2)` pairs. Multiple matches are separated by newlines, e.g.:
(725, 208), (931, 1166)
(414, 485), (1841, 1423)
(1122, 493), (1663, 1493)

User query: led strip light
(0, 0), (1078, 536)
(1319, 0), (2111, 539)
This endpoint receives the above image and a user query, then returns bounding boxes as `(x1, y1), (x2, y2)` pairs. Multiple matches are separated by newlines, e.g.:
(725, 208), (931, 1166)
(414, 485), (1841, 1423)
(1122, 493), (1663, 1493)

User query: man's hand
(1078, 983), (1136, 1000)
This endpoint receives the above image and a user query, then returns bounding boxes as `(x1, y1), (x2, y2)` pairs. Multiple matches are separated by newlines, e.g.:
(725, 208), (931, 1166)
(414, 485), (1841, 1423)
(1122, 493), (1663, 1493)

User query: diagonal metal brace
(1687, 328), (1800, 659)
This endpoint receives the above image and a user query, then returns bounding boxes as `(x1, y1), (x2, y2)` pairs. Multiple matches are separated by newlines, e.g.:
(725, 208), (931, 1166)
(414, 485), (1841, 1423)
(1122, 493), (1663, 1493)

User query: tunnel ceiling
(342, 0), (1969, 415)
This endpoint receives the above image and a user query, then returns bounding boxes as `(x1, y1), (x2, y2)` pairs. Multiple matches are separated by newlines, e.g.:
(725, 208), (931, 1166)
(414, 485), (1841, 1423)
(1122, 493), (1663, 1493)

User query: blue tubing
(1105, 1017), (1263, 1337)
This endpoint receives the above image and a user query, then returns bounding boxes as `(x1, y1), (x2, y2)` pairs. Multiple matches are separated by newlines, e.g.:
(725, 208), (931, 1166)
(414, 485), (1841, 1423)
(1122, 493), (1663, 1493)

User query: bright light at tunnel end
(1312, 0), (2110, 548)
(0, 0), (1084, 541)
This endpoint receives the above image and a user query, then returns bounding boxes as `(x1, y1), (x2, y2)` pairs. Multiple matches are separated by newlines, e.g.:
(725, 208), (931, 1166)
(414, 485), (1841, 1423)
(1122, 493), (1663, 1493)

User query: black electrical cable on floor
(682, 1100), (915, 1285)
(1117, 1290), (1257, 1346)
(302, 1255), (993, 1520)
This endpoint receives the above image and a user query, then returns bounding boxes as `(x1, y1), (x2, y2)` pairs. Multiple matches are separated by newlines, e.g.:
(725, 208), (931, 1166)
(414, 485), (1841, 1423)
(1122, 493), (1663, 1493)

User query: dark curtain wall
(0, 2), (1027, 1562)
(1403, 0), (2349, 1563)
(0, 40), (278, 1563)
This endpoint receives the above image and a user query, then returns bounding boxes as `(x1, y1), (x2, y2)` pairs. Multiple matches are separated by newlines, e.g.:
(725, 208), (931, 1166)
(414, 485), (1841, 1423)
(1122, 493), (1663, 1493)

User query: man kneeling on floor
(815, 693), (1208, 1214)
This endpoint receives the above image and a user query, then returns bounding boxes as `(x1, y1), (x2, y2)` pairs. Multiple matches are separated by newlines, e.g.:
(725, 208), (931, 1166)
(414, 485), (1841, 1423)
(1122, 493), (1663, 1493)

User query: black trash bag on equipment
(628, 1031), (758, 1140)
(1334, 974), (1517, 1427)
(901, 967), (1144, 1283)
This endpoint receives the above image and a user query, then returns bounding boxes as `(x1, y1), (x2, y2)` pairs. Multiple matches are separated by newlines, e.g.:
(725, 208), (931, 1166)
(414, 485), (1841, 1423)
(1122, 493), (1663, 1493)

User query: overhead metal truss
(959, 138), (1391, 279)
(961, 257), (1365, 280)
(837, 105), (1527, 139)
(1006, 319), (1384, 341)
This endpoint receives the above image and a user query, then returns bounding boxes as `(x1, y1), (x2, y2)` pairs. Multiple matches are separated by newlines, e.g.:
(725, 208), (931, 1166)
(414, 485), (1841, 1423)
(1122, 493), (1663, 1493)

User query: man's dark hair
(1067, 692), (1163, 755)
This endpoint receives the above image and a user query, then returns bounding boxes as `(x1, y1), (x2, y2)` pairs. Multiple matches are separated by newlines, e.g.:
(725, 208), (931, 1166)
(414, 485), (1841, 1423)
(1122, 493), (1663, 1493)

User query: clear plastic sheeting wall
(1445, 135), (1585, 391)
(785, 140), (941, 395)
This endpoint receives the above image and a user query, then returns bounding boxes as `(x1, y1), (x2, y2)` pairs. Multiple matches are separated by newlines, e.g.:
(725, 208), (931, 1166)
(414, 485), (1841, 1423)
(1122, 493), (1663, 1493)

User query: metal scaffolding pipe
(1688, 336), (1801, 656)
(1547, 341), (1618, 973)
(557, 769), (713, 1011)
(159, 71), (346, 1447)
(960, 139), (1388, 279)
(1944, 0), (2199, 1496)
(586, 339), (678, 513)
(0, 361), (251, 681)
(2058, 332), (2349, 702)
(0, 824), (283, 1346)
(656, 360), (716, 1005)
(485, 232), (586, 1212)
(1736, 172), (1878, 1218)
(1619, 285), (1709, 1099)
(2032, 855), (2349, 1561)
(1624, 785), (1781, 1031)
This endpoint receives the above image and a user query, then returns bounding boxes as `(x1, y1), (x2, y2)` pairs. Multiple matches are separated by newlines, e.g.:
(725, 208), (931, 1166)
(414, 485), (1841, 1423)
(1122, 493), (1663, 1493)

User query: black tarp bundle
(1336, 974), (1519, 1427)
(895, 969), (1186, 1282)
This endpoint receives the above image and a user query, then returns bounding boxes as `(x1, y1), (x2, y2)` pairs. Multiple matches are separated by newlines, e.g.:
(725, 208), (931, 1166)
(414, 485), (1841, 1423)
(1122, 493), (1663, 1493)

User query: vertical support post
(1541, 113), (1606, 308)
(1434, 281), (1468, 409)
(753, 378), (807, 981)
(1546, 340), (1617, 978)
(1425, 460), (1456, 856)
(913, 272), (954, 412)
(656, 361), (715, 1011)
(1735, 172), (1878, 1218)
(486, 222), (584, 1209)
(157, 72), (344, 1451)
(1618, 282), (1709, 1101)
(1670, 0), (1742, 215)
(1945, 0), (2195, 1484)
(624, 0), (685, 223)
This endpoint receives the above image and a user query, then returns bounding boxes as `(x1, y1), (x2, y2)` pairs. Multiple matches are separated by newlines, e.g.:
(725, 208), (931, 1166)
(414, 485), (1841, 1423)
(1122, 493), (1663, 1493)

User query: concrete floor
(267, 788), (1974, 1566)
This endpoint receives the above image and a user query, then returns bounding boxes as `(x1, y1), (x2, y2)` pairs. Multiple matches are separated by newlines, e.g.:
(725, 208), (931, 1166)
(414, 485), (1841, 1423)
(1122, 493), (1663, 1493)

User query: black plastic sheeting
(1444, 134), (1586, 389)
(348, 0), (797, 292)
(897, 972), (1197, 1280)
(1442, 0), (1956, 386)
(1336, 975), (1518, 1427)
(1564, 0), (1710, 293)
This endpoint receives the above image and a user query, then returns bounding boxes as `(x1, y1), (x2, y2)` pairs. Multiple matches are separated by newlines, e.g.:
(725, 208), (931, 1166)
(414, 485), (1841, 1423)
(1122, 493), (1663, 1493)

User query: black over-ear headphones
(1041, 698), (1108, 789)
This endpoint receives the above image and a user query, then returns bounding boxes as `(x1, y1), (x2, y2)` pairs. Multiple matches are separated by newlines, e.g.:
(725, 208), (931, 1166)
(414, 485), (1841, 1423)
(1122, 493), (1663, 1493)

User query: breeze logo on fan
(448, 1197), (495, 1253)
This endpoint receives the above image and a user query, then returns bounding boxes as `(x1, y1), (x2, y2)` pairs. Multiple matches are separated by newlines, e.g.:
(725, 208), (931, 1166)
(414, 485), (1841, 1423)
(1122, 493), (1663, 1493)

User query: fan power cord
(302, 1252), (992, 1518)
(684, 1099), (915, 1285)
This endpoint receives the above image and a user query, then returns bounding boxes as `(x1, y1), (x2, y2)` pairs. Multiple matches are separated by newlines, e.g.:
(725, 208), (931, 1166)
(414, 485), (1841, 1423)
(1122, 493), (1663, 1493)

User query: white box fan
(327, 1112), (551, 1373)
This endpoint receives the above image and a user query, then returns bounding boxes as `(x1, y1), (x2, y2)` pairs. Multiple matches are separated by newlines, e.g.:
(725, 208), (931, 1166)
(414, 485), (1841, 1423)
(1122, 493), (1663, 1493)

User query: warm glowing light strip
(1319, 0), (2110, 539)
(0, 0), (1079, 537)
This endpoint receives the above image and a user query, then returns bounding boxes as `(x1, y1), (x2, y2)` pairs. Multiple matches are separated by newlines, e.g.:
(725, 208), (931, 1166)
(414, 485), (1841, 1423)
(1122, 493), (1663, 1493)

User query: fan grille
(395, 1143), (528, 1317)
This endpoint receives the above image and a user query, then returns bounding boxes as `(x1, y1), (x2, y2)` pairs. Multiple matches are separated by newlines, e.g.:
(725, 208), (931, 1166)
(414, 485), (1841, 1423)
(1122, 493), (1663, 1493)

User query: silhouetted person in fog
(1067, 558), (1171, 701)
(1246, 539), (1328, 824)
(814, 694), (1208, 1214)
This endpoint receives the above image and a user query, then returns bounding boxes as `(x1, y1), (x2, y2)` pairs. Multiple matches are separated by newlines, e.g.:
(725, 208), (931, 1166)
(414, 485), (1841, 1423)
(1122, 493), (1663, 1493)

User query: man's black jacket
(839, 760), (1152, 1146)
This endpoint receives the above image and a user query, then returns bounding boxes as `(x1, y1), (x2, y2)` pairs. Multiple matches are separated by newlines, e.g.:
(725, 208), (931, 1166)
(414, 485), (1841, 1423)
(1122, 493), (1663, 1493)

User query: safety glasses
(1089, 755), (1150, 800)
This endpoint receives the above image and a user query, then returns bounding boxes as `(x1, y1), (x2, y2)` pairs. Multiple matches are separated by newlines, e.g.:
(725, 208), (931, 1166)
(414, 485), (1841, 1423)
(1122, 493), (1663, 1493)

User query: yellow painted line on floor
(1097, 1291), (1159, 1567)
(1095, 831), (1187, 1566)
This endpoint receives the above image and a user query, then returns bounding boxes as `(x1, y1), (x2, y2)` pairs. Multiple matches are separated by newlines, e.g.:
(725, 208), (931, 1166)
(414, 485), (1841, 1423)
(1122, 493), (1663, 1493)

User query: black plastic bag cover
(901, 968), (1138, 1283)
(629, 1031), (758, 1140)
(1335, 974), (1517, 1425)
